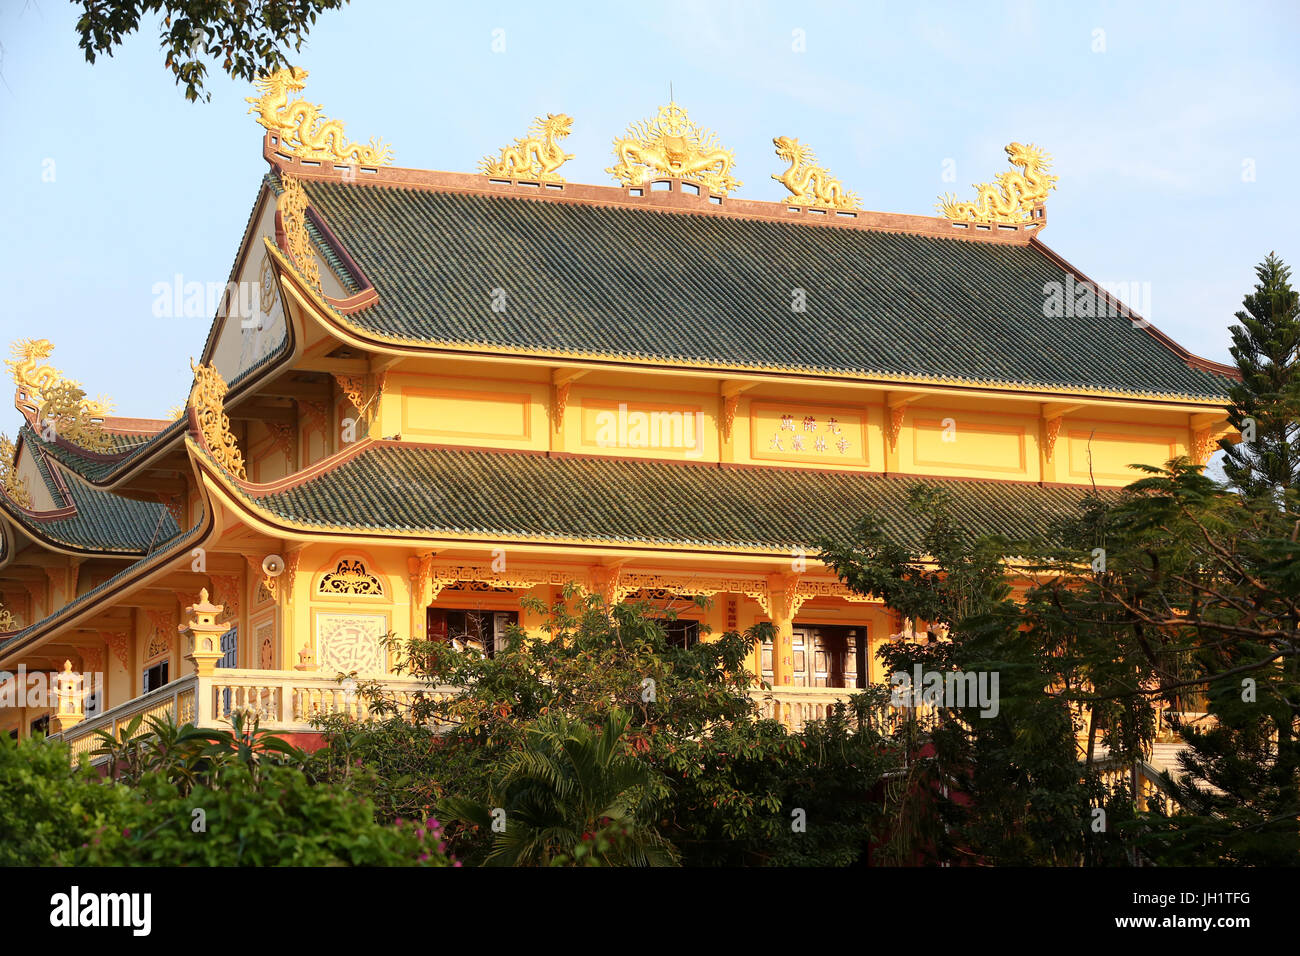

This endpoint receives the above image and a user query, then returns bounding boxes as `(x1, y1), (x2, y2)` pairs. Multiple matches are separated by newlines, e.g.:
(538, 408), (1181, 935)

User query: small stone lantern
(180, 588), (226, 677)
(295, 642), (317, 671)
(51, 660), (85, 733)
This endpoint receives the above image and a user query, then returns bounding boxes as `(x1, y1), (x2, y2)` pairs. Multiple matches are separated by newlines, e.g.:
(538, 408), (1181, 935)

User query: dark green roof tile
(254, 444), (1107, 551)
(301, 181), (1230, 400)
(2, 426), (180, 553)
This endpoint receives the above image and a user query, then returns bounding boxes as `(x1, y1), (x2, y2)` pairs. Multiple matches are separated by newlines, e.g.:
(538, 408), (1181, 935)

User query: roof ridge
(264, 131), (1044, 248)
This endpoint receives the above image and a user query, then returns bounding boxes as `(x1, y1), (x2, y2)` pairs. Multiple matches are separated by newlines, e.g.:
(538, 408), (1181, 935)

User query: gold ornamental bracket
(772, 136), (861, 210)
(481, 113), (575, 182)
(937, 142), (1058, 224)
(607, 102), (741, 195)
(188, 362), (246, 481)
(247, 66), (393, 166)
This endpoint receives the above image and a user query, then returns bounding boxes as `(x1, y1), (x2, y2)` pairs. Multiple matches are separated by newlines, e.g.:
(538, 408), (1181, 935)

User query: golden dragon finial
(607, 102), (741, 195)
(246, 66), (393, 166)
(937, 142), (1058, 224)
(772, 136), (861, 210)
(480, 113), (575, 182)
(5, 339), (114, 452)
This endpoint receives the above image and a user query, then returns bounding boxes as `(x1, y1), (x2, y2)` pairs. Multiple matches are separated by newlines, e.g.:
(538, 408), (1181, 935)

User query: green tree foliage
(0, 732), (129, 866)
(0, 715), (454, 866)
(74, 0), (349, 101)
(819, 458), (1300, 865)
(318, 592), (897, 866)
(1219, 252), (1300, 508)
(819, 487), (1119, 866)
(441, 709), (676, 867)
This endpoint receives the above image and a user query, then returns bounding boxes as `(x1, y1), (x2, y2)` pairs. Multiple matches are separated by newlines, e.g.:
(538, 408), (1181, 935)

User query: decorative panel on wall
(749, 402), (868, 466)
(316, 612), (389, 675)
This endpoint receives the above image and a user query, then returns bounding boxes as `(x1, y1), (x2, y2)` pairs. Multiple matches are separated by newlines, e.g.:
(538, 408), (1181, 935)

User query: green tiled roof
(0, 516), (202, 648)
(26, 423), (182, 483)
(300, 180), (1231, 400)
(1, 426), (180, 553)
(251, 443), (1108, 551)
(25, 324), (290, 486)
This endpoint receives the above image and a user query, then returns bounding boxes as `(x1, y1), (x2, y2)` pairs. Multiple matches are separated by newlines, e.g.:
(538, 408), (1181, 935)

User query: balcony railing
(748, 684), (937, 733)
(54, 670), (454, 761)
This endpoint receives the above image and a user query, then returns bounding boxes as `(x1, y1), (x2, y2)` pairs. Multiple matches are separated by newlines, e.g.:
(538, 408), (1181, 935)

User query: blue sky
(1, 0), (1297, 417)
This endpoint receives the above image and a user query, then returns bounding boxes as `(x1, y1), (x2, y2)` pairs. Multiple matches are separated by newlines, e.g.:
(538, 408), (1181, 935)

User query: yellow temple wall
(363, 365), (1204, 489)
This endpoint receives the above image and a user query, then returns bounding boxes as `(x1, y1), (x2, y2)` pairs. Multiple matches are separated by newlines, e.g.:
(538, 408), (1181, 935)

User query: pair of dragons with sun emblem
(248, 66), (1057, 223)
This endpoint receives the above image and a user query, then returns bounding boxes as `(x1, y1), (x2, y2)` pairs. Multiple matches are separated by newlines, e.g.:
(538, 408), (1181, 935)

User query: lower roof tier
(245, 442), (1111, 553)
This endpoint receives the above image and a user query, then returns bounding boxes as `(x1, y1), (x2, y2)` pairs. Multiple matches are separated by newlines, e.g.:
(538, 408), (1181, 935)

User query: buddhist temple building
(0, 71), (1239, 753)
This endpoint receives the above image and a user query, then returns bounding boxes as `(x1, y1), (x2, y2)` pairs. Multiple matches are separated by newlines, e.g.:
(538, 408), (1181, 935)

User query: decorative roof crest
(0, 434), (31, 509)
(277, 175), (321, 292)
(607, 102), (741, 195)
(937, 142), (1058, 224)
(247, 66), (393, 166)
(772, 136), (861, 210)
(480, 113), (575, 182)
(188, 362), (246, 481)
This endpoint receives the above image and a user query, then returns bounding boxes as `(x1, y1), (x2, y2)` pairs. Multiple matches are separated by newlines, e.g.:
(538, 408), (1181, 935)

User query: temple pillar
(771, 613), (794, 686)
(767, 572), (801, 686)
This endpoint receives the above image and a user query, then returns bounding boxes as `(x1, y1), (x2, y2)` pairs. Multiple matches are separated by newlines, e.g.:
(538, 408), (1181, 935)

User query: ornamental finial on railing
(187, 361), (246, 481)
(607, 102), (741, 195)
(480, 113), (575, 182)
(772, 136), (861, 210)
(936, 141), (1058, 224)
(247, 66), (393, 166)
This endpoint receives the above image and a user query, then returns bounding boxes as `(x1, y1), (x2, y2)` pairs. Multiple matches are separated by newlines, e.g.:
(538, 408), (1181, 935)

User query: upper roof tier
(278, 161), (1234, 402)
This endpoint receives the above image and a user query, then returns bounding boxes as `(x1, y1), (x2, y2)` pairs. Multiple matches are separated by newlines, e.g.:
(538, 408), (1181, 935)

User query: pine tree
(1219, 252), (1300, 511)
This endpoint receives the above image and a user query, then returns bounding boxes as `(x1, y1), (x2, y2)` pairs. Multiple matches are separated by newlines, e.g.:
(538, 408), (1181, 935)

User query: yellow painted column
(771, 614), (794, 686)
(767, 573), (799, 686)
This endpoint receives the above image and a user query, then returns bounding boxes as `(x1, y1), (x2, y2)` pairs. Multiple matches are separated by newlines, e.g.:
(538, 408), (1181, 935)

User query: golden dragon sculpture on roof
(607, 102), (741, 195)
(772, 136), (861, 210)
(937, 142), (1058, 224)
(247, 66), (393, 166)
(480, 113), (575, 182)
(6, 339), (114, 453)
